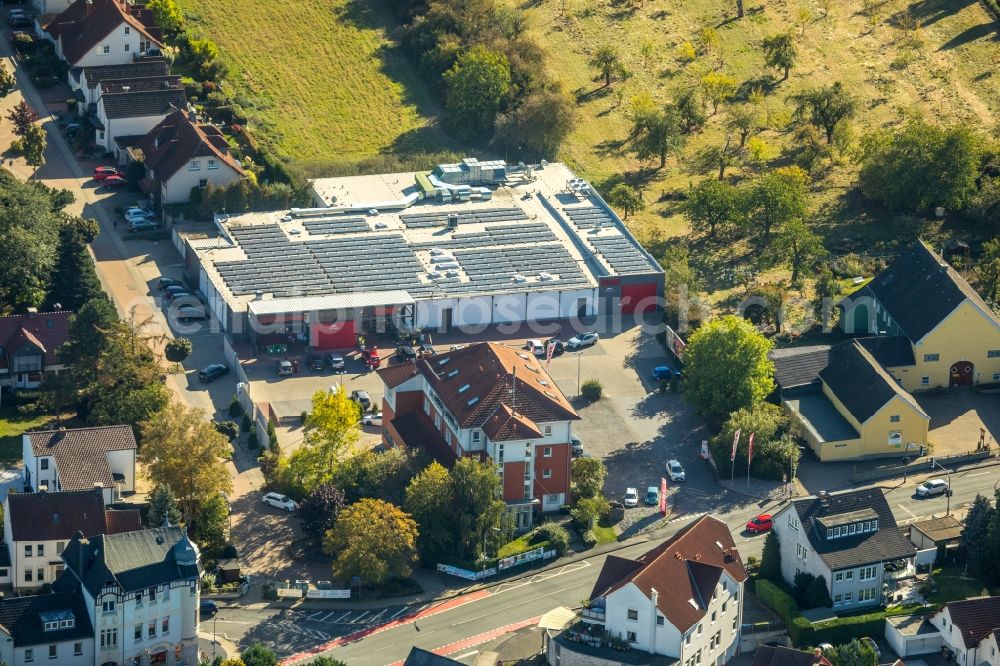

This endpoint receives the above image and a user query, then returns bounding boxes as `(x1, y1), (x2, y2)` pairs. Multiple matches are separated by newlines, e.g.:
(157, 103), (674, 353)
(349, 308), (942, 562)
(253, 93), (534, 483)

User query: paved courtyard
(921, 389), (1000, 454)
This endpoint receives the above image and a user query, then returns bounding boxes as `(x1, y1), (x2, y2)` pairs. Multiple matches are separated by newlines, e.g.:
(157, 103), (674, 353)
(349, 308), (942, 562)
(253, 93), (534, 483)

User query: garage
(620, 282), (659, 314)
(311, 319), (356, 350)
(885, 614), (942, 657)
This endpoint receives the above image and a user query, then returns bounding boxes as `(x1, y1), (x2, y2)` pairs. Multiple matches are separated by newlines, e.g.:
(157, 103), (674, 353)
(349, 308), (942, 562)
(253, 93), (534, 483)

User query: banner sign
(664, 324), (686, 361)
(276, 588), (303, 598)
(498, 546), (556, 571)
(436, 563), (496, 581)
(660, 477), (668, 515)
(305, 589), (351, 599)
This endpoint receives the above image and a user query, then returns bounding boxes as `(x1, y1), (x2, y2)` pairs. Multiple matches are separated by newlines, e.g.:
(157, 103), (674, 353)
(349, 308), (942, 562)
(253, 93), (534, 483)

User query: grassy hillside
(514, 0), (998, 253)
(177, 0), (448, 168)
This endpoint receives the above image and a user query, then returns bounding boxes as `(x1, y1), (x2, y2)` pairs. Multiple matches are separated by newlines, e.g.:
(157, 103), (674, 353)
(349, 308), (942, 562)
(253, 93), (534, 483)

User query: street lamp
(902, 442), (922, 482)
(928, 458), (953, 516)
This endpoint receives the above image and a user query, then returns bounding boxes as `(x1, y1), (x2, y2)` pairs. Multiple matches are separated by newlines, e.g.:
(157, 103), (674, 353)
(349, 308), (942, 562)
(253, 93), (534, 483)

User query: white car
(362, 413), (383, 427)
(567, 332), (599, 349)
(666, 459), (686, 482)
(623, 487), (639, 507)
(916, 478), (949, 497)
(262, 492), (296, 512)
(124, 209), (155, 222)
(525, 339), (545, 357)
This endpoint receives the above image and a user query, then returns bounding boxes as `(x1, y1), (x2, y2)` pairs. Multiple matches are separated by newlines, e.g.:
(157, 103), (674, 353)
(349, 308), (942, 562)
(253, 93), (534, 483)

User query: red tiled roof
(481, 404), (543, 441)
(0, 310), (72, 369)
(377, 361), (420, 388)
(590, 515), (748, 632)
(6, 488), (107, 541)
(48, 0), (163, 66)
(104, 508), (142, 535)
(137, 109), (245, 181)
(27, 425), (136, 491)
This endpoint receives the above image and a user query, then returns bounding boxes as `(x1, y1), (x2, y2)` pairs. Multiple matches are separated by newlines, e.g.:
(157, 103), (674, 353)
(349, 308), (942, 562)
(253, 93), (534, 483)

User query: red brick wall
(503, 461), (526, 501)
(393, 389), (424, 417)
(533, 442), (571, 503)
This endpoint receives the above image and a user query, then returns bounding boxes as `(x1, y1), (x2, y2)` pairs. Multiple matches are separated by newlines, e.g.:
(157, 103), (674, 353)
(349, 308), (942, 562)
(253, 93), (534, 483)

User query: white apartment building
(0, 592), (95, 666)
(23, 425), (137, 505)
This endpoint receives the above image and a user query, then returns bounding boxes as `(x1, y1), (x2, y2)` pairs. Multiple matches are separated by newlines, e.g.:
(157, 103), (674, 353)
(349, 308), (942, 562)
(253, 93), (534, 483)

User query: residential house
(3, 488), (141, 591)
(573, 515), (747, 665)
(134, 110), (245, 205)
(773, 339), (930, 461)
(771, 488), (917, 611)
(841, 241), (1000, 390)
(377, 342), (580, 530)
(0, 309), (71, 397)
(23, 425), (138, 504)
(403, 647), (463, 666)
(43, 0), (163, 68)
(68, 57), (169, 116)
(0, 591), (95, 666)
(750, 644), (832, 666)
(93, 76), (186, 158)
(886, 596), (1000, 664)
(57, 527), (202, 666)
(908, 515), (963, 556)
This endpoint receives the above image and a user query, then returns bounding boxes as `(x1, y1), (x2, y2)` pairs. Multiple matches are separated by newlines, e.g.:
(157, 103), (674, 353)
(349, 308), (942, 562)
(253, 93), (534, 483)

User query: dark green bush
(532, 523), (569, 555)
(228, 395), (243, 418)
(582, 530), (597, 547)
(581, 379), (603, 401)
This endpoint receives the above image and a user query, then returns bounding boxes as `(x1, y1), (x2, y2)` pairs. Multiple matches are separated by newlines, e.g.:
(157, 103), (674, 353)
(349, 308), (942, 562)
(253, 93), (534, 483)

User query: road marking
(332, 611), (352, 623)
(318, 612), (336, 622)
(388, 607), (411, 620)
(965, 471), (991, 477)
(453, 651), (479, 660)
(368, 609), (388, 623)
(352, 610), (371, 623)
(492, 560), (592, 595)
(452, 599), (538, 626)
(896, 503), (918, 519)
(385, 615), (542, 665)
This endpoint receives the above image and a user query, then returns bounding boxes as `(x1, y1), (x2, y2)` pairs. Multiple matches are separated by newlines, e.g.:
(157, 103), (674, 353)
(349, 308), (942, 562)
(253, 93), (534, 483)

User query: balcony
(581, 607), (606, 623)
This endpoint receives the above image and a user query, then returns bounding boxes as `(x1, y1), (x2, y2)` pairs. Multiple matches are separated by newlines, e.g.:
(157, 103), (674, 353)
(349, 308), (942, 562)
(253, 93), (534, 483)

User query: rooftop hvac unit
(374, 222), (388, 229)
(513, 274), (528, 284)
(427, 271), (441, 279)
(430, 255), (455, 263)
(446, 214), (459, 231)
(430, 248), (447, 256)
(539, 272), (554, 281)
(445, 270), (459, 278)
(436, 262), (459, 270)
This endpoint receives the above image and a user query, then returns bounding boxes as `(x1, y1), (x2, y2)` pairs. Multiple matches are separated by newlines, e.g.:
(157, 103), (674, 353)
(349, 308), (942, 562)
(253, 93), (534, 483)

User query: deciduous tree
(770, 218), (826, 283)
(240, 642), (278, 666)
(975, 239), (1000, 304)
(571, 456), (607, 499)
(443, 45), (511, 138)
(743, 167), (809, 239)
(298, 482), (347, 542)
(146, 0), (184, 33)
(404, 462), (457, 564)
(194, 493), (230, 555)
(762, 33), (797, 81)
(700, 72), (736, 114)
(287, 389), (361, 493)
(676, 89), (707, 132)
(324, 499), (419, 584)
(140, 402), (233, 524)
(683, 178), (741, 238)
(628, 106), (684, 168)
(494, 87), (576, 161)
(683, 315), (774, 423)
(164, 337), (192, 363)
(589, 45), (625, 87)
(792, 82), (857, 144)
(727, 103), (760, 148)
(828, 639), (877, 666)
(6, 101), (39, 138)
(607, 183), (644, 219)
(451, 457), (511, 560)
(22, 123), (47, 176)
(0, 62), (15, 95)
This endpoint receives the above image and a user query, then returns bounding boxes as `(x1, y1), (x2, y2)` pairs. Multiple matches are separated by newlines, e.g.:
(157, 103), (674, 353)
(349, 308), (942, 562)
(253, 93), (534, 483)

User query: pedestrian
(292, 359), (299, 374)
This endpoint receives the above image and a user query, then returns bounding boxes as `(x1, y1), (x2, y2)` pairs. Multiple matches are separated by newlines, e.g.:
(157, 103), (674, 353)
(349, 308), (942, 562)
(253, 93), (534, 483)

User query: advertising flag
(546, 340), (556, 366)
(747, 432), (755, 463)
(731, 429), (741, 462)
(659, 477), (668, 515)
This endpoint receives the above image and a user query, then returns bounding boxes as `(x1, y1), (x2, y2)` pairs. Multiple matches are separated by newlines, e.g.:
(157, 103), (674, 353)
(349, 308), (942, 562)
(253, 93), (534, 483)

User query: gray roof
(856, 336), (915, 367)
(27, 425), (135, 491)
(0, 589), (93, 647)
(404, 648), (463, 666)
(99, 77), (185, 119)
(61, 527), (201, 596)
(770, 345), (831, 389)
(792, 487), (917, 570)
(848, 241), (1000, 342)
(784, 394), (860, 444)
(818, 341), (926, 424)
(81, 58), (168, 89)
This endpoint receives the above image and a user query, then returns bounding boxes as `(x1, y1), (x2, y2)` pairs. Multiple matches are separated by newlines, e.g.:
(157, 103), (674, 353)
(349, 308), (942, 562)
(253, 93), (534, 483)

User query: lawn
(928, 563), (1000, 605)
(592, 521), (619, 545)
(0, 405), (57, 468)
(176, 0), (451, 171)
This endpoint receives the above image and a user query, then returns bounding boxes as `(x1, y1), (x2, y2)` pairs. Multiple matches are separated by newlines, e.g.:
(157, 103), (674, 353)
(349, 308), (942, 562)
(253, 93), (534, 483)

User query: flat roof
(247, 291), (415, 316)
(187, 162), (661, 312)
(817, 508), (880, 529)
(785, 393), (861, 444)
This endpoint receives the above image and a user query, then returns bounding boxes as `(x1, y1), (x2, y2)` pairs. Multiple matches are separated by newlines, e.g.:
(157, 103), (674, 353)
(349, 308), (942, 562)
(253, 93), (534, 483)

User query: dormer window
(458, 383), (470, 394)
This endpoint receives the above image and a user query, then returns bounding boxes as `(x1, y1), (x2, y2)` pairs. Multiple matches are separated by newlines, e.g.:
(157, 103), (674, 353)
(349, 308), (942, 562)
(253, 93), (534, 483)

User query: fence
(852, 449), (994, 484)
(437, 547), (557, 581)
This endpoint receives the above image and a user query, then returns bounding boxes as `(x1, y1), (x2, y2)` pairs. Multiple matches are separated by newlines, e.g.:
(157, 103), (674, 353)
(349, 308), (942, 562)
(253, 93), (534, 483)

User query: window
(25, 544), (32, 557)
(24, 569), (32, 582)
(0, 568), (7, 577)
(890, 415), (901, 423)
(543, 425), (551, 437)
(732, 617), (738, 631)
(148, 586), (157, 602)
(626, 631), (637, 642)
(994, 374), (1000, 382)
(834, 526), (841, 538)
(124, 43), (129, 52)
(543, 469), (552, 478)
(888, 430), (902, 447)
(102, 599), (115, 614)
(124, 25), (130, 33)
(656, 615), (664, 626)
(988, 350), (1000, 358)
(44, 621), (58, 631)
(627, 609), (638, 621)
(722, 602), (727, 613)
(40, 458), (48, 470)
(826, 528), (833, 539)
(188, 160), (201, 171)
(860, 565), (877, 581)
(208, 159), (219, 170)
(199, 178), (208, 188)
(921, 376), (930, 386)
(102, 45), (110, 54)
(849, 523), (857, 535)
(148, 621), (156, 638)
(845, 571), (853, 580)
(136, 593), (143, 607)
(844, 592), (853, 602)
(859, 587), (878, 602)
(923, 353), (939, 362)
(472, 431), (481, 445)
(134, 624), (142, 641)
(37, 544), (44, 557)
(59, 619), (73, 629)
(711, 611), (717, 623)
(25, 648), (33, 662)
(163, 586), (170, 601)
(100, 628), (117, 648)
(787, 515), (799, 531)
(73, 643), (82, 656)
(56, 542), (65, 555)
(162, 617), (169, 634)
(543, 447), (552, 457)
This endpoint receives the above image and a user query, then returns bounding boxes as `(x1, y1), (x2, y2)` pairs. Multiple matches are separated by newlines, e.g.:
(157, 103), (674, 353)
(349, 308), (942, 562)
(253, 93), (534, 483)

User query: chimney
(26, 307), (38, 318)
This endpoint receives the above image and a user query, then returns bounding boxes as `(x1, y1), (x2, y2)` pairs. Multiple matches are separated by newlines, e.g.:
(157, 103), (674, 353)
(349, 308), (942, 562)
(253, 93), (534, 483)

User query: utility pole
(928, 457), (953, 516)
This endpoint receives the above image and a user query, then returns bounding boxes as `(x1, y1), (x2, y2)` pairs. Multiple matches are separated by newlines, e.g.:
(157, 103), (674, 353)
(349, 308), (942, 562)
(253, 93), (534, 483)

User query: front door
(950, 361), (974, 386)
(853, 303), (870, 334)
(441, 308), (453, 333)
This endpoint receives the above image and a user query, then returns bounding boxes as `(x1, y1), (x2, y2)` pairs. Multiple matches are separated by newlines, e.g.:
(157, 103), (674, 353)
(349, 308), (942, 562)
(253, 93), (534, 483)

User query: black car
(197, 364), (228, 383)
(157, 276), (183, 290)
(306, 354), (324, 371)
(396, 345), (417, 360)
(9, 15), (31, 27)
(199, 599), (218, 617)
(546, 338), (565, 356)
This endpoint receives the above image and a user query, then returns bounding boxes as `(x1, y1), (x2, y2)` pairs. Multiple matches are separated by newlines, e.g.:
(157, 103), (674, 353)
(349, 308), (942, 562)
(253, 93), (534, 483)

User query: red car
(362, 347), (381, 369)
(746, 514), (773, 534)
(93, 166), (120, 181)
(101, 175), (127, 188)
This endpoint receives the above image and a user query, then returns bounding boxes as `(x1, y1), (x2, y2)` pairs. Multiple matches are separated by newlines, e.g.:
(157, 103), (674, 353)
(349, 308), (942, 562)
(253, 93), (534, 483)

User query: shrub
(228, 395), (243, 418)
(240, 414), (251, 432)
(221, 543), (238, 558)
(581, 379), (603, 401)
(214, 420), (239, 441)
(582, 530), (597, 547)
(532, 523), (569, 555)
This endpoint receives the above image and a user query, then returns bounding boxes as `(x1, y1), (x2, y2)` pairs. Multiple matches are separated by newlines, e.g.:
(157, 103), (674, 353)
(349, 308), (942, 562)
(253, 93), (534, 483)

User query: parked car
(9, 15), (32, 27)
(916, 478), (949, 497)
(176, 304), (207, 322)
(93, 166), (120, 181)
(125, 209), (155, 222)
(571, 436), (584, 457)
(525, 339), (545, 357)
(745, 514), (773, 534)
(859, 637), (880, 660)
(156, 276), (183, 290)
(623, 487), (639, 507)
(306, 354), (324, 371)
(652, 365), (680, 381)
(262, 492), (296, 512)
(101, 175), (127, 188)
(275, 360), (293, 376)
(567, 331), (599, 349)
(163, 285), (189, 300)
(350, 390), (371, 411)
(62, 122), (82, 134)
(545, 338), (565, 356)
(327, 353), (345, 371)
(362, 347), (380, 368)
(417, 343), (436, 357)
(128, 219), (159, 232)
(665, 459), (686, 482)
(396, 345), (417, 361)
(449, 344), (466, 351)
(197, 364), (228, 383)
(199, 599), (218, 618)
(362, 412), (382, 427)
(644, 486), (660, 506)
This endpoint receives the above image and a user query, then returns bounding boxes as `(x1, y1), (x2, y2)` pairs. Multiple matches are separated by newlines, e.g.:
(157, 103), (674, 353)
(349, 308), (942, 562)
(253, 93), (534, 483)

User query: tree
(450, 457), (511, 560)
(571, 456), (607, 499)
(45, 218), (104, 311)
(572, 495), (609, 527)
(287, 389), (361, 493)
(58, 299), (118, 374)
(140, 403), (233, 524)
(214, 420), (239, 440)
(710, 404), (797, 480)
(146, 0), (184, 33)
(309, 659), (347, 666)
(22, 123), (47, 176)
(700, 72), (736, 114)
(298, 482), (347, 542)
(240, 643), (278, 666)
(220, 659), (246, 666)
(727, 103), (760, 148)
(828, 639), (877, 666)
(743, 167), (809, 239)
(628, 106), (684, 168)
(324, 499), (418, 584)
(607, 183), (644, 220)
(857, 120), (988, 212)
(770, 218), (826, 283)
(6, 101), (39, 138)
(762, 33), (797, 81)
(0, 62), (15, 95)
(164, 337), (192, 363)
(805, 575), (832, 608)
(975, 239), (1000, 303)
(148, 485), (183, 528)
(404, 462), (457, 564)
(759, 532), (782, 581)
(963, 494), (995, 578)
(683, 178), (741, 238)
(589, 45), (625, 87)
(676, 89), (707, 132)
(194, 493), (230, 555)
(494, 87), (576, 161)
(683, 315), (774, 423)
(735, 0), (744, 18)
(792, 82), (857, 144)
(443, 45), (511, 138)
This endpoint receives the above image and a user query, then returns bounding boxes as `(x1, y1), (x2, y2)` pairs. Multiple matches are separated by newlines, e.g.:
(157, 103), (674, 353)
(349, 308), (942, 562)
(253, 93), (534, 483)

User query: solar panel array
(563, 206), (613, 230)
(308, 234), (436, 297)
(216, 225), (332, 296)
(591, 236), (655, 275)
(302, 217), (370, 235)
(399, 207), (528, 229)
(450, 243), (590, 293)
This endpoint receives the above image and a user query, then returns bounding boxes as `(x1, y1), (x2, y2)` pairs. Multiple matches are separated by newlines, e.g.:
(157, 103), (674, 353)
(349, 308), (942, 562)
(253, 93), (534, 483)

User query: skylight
(447, 369), (459, 378)
(467, 396), (480, 406)
(458, 383), (470, 394)
(438, 357), (450, 366)
(537, 379), (549, 386)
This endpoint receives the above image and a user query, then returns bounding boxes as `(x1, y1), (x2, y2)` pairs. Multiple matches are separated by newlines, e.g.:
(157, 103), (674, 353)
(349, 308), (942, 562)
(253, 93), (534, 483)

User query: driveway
(921, 389), (1000, 455)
